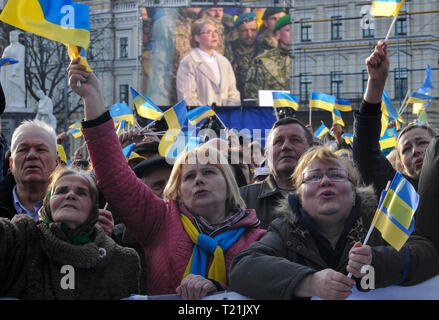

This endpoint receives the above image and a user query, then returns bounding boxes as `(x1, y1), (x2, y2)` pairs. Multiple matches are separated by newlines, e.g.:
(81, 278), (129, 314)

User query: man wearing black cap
(224, 12), (264, 102)
(258, 8), (287, 52)
(244, 14), (292, 101)
(133, 156), (173, 199)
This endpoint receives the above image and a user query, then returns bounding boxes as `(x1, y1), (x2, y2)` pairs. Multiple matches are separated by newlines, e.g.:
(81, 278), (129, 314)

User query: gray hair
(11, 119), (57, 156)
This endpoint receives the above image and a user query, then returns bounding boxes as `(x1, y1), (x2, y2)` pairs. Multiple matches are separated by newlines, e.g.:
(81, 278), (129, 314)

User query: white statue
(0, 30), (26, 111)
(35, 89), (57, 130)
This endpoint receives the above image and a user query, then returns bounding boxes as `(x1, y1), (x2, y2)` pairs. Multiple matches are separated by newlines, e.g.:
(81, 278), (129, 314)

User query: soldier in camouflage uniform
(224, 12), (264, 103)
(257, 8), (287, 53)
(144, 8), (201, 106)
(245, 14), (292, 103)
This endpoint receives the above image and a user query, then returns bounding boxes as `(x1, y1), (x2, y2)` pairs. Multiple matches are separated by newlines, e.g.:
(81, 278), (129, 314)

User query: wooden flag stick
(347, 180), (391, 278)
(384, 12), (399, 43)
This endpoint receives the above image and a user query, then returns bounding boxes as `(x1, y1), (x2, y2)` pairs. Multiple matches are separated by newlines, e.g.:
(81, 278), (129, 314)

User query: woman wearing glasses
(230, 146), (439, 300)
(176, 18), (240, 107)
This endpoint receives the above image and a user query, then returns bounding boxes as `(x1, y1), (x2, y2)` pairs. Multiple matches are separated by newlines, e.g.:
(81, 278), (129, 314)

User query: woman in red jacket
(67, 58), (266, 300)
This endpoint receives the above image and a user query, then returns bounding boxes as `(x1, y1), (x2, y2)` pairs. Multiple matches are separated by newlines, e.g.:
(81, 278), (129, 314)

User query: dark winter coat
(0, 214), (140, 300)
(230, 186), (439, 299)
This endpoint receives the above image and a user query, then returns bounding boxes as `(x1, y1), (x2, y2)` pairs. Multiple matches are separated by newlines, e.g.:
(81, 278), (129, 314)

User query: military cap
(273, 14), (290, 33)
(262, 8), (286, 21)
(234, 12), (257, 28)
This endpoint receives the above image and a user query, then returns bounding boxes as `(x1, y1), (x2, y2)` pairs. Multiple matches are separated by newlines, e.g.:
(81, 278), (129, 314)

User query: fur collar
(275, 185), (378, 226)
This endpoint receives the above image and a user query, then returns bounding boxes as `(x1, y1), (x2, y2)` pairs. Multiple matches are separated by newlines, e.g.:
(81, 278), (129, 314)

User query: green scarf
(41, 219), (93, 246)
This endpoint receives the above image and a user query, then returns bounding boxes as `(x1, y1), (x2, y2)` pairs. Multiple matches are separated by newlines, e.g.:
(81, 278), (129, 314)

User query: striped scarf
(180, 213), (246, 284)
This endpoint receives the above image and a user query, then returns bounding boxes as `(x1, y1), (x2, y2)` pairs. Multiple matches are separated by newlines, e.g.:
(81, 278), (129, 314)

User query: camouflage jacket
(224, 39), (264, 101)
(144, 9), (199, 106)
(244, 46), (291, 101)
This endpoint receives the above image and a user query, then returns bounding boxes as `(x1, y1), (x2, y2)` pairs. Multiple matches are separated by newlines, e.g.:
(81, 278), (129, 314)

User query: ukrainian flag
(309, 93), (336, 112)
(187, 105), (216, 125)
(109, 102), (135, 125)
(116, 119), (126, 136)
(130, 87), (163, 120)
(332, 108), (345, 127)
(0, 0), (90, 50)
(159, 100), (188, 158)
(418, 65), (434, 95)
(334, 99), (352, 112)
(314, 123), (329, 139)
(68, 121), (82, 138)
(379, 128), (396, 150)
(122, 143), (135, 159)
(417, 108), (428, 124)
(0, 58), (18, 67)
(372, 172), (419, 251)
(371, 0), (405, 17)
(67, 44), (92, 72)
(272, 92), (299, 111)
(342, 133), (354, 146)
(407, 92), (432, 106)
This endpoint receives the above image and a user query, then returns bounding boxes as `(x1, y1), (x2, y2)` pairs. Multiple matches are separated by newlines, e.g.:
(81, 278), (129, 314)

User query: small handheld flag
(372, 172), (419, 251)
(334, 99), (352, 112)
(109, 102), (135, 125)
(309, 92), (336, 112)
(68, 121), (82, 138)
(332, 108), (345, 127)
(187, 105), (216, 125)
(314, 123), (329, 139)
(371, 0), (405, 17)
(130, 87), (163, 120)
(0, 58), (18, 67)
(159, 100), (188, 158)
(379, 128), (396, 150)
(272, 92), (299, 111)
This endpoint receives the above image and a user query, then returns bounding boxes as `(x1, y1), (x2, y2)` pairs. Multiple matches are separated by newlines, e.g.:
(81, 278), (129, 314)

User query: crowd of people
(143, 7), (291, 106)
(0, 29), (438, 301)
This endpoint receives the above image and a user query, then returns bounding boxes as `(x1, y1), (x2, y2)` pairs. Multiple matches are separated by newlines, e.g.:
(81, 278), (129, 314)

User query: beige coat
(176, 49), (240, 106)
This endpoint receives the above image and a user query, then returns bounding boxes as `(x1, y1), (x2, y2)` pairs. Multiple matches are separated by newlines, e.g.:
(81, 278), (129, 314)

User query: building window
(300, 73), (312, 101)
(331, 16), (343, 40)
(120, 84), (129, 103)
(120, 37), (128, 58)
(330, 71), (343, 97)
(361, 14), (375, 38)
(395, 15), (407, 36)
(394, 68), (408, 99)
(300, 19), (312, 42)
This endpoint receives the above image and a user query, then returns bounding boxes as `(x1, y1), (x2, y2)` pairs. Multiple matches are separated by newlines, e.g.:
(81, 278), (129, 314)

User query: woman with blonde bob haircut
(231, 146), (439, 300)
(67, 59), (265, 300)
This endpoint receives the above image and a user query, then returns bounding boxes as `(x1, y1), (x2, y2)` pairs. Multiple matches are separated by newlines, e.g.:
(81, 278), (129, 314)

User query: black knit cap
(133, 156), (173, 179)
(262, 8), (286, 21)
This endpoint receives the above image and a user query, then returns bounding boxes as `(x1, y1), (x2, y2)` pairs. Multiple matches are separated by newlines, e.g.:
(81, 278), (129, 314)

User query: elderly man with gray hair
(0, 119), (58, 220)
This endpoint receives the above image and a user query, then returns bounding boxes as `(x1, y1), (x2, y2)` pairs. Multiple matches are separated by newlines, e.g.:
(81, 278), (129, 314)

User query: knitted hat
(273, 14), (290, 33)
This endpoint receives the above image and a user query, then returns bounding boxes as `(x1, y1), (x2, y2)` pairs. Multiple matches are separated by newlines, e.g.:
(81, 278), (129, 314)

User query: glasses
(302, 168), (349, 184)
(199, 30), (219, 36)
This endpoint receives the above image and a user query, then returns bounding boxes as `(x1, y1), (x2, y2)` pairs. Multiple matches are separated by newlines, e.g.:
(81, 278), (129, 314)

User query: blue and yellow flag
(187, 105), (216, 125)
(334, 99), (352, 112)
(371, 0), (405, 17)
(109, 102), (135, 125)
(380, 90), (404, 137)
(417, 108), (428, 124)
(130, 87), (163, 120)
(314, 123), (329, 139)
(418, 65), (434, 95)
(379, 128), (396, 150)
(68, 121), (82, 138)
(272, 92), (299, 110)
(0, 0), (91, 71)
(309, 92), (336, 112)
(116, 119), (126, 136)
(332, 108), (345, 127)
(0, 58), (18, 67)
(0, 0), (90, 49)
(342, 133), (354, 146)
(159, 100), (188, 158)
(372, 172), (419, 251)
